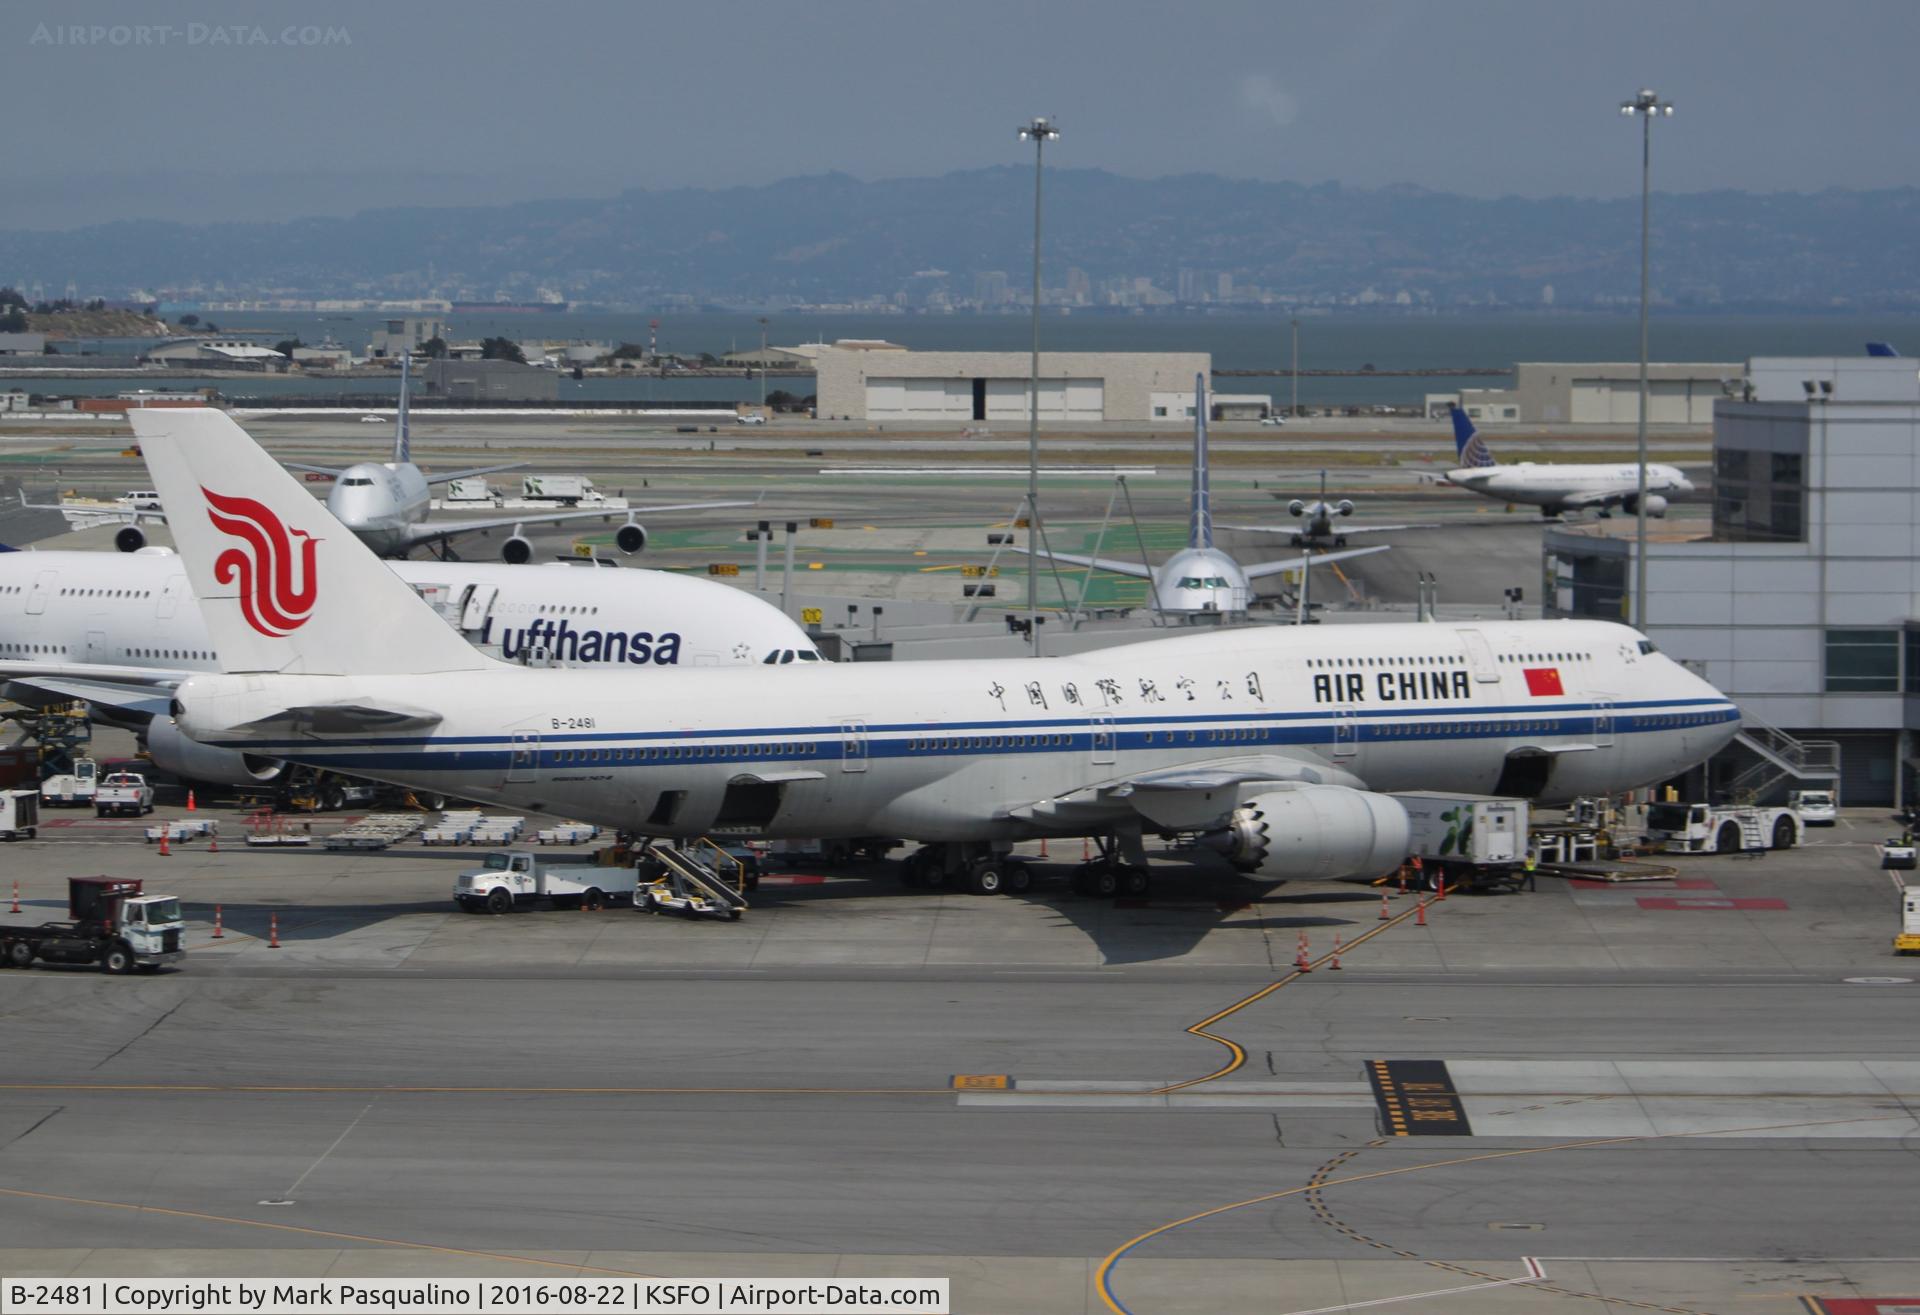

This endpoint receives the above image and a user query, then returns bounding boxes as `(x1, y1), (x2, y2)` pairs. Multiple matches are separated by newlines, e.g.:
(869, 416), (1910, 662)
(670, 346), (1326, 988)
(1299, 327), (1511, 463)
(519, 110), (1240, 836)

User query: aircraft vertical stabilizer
(395, 351), (413, 465)
(1187, 373), (1214, 549)
(127, 408), (488, 677)
(1449, 405), (1497, 469)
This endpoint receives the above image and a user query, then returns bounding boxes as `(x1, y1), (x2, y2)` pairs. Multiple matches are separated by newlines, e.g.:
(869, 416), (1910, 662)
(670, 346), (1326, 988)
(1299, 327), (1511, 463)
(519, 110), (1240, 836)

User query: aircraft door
(507, 732), (540, 783)
(156, 575), (186, 619)
(1091, 715), (1116, 765)
(25, 571), (55, 615)
(1591, 695), (1615, 748)
(459, 584), (498, 634)
(1454, 628), (1501, 684)
(840, 719), (868, 772)
(85, 630), (107, 662)
(1332, 710), (1357, 760)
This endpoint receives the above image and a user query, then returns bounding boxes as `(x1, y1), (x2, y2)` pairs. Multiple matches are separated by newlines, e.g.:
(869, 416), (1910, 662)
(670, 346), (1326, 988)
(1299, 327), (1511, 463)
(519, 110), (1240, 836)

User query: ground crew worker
(1521, 850), (1538, 892)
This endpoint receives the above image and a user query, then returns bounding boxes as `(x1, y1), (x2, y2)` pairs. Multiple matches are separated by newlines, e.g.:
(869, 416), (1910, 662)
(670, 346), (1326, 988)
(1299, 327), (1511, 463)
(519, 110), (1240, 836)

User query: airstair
(1728, 710), (1840, 803)
(639, 842), (749, 921)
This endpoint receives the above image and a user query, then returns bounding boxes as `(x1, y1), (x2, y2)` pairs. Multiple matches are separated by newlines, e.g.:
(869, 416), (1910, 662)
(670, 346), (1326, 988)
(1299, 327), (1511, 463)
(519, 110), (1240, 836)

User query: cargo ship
(450, 301), (569, 313)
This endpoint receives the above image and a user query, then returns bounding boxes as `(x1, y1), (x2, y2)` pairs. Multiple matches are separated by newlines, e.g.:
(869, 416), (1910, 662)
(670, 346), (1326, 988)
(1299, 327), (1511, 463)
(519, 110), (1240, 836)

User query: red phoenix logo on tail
(203, 487), (321, 636)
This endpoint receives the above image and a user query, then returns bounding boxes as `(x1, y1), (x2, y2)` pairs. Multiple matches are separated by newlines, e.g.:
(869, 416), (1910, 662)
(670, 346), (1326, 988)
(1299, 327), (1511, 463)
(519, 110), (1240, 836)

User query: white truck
(453, 850), (638, 914)
(518, 474), (598, 505)
(1643, 802), (1800, 854)
(40, 758), (100, 807)
(1392, 791), (1531, 891)
(1896, 886), (1920, 953)
(93, 772), (155, 818)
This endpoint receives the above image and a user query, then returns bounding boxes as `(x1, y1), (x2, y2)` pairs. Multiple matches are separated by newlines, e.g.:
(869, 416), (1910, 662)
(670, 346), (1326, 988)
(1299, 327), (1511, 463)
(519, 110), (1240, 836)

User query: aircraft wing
(233, 704), (445, 735)
(393, 499), (757, 554)
(1011, 756), (1361, 832)
(0, 661), (191, 720)
(17, 492), (169, 530)
(1558, 489), (1628, 511)
(1240, 544), (1392, 580)
(1002, 543), (1155, 579)
(1219, 523), (1435, 537)
(424, 462), (526, 487)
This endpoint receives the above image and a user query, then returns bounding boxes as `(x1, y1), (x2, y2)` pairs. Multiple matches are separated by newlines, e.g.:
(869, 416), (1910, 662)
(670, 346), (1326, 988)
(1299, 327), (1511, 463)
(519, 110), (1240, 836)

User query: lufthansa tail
(1188, 373), (1214, 549)
(127, 408), (489, 677)
(1448, 405), (1497, 469)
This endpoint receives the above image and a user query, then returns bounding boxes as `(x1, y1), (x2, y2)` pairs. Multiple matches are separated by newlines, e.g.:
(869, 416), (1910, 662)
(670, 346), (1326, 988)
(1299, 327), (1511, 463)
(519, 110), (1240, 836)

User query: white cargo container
(1391, 791), (1530, 889)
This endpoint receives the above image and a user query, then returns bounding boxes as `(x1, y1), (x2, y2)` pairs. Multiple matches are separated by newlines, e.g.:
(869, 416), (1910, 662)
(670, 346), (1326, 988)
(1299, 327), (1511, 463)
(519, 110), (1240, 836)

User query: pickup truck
(94, 772), (155, 818)
(453, 850), (638, 913)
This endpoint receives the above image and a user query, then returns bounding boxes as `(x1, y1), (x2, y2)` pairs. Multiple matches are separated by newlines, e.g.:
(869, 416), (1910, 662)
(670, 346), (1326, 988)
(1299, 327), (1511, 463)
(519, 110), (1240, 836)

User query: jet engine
(114, 525), (146, 553)
(1202, 785), (1409, 882)
(1334, 499), (1355, 517)
(146, 716), (284, 787)
(1624, 493), (1670, 518)
(1287, 500), (1308, 518)
(615, 522), (647, 555)
(501, 534), (534, 565)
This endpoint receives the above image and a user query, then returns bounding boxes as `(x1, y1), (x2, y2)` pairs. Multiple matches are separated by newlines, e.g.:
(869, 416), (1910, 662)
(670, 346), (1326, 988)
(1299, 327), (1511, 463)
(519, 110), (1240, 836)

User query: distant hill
(5, 168), (1919, 311)
(26, 308), (172, 338)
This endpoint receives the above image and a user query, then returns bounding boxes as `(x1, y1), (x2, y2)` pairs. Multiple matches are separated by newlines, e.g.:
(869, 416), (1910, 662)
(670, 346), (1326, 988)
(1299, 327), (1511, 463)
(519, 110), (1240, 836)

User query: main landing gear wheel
(968, 863), (1005, 896)
(1003, 861), (1034, 895)
(1118, 866), (1150, 897)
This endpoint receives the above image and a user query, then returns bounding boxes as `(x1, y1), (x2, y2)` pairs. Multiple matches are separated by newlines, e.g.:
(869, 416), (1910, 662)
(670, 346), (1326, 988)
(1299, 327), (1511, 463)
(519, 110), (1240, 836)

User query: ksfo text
(1, 1277), (948, 1314)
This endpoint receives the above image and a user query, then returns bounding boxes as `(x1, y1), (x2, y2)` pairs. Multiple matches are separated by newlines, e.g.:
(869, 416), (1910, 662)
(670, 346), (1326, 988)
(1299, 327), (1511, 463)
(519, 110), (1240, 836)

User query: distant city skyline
(7, 0), (1918, 229)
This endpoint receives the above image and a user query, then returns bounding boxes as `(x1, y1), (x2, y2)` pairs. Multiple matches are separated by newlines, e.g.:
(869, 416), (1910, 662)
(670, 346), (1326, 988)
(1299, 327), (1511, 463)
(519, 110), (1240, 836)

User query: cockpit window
(341, 477), (374, 487)
(1638, 640), (1657, 655)
(795, 650), (821, 662)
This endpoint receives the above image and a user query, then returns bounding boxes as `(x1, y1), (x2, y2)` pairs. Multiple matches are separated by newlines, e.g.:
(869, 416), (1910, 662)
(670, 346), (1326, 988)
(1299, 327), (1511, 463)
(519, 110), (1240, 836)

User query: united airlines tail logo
(203, 487), (320, 636)
(1461, 434), (1496, 468)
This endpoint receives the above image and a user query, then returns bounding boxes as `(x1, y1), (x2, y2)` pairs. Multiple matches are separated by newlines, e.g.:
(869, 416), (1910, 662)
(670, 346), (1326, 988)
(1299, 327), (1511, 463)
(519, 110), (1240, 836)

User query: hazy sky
(11, 0), (1917, 228)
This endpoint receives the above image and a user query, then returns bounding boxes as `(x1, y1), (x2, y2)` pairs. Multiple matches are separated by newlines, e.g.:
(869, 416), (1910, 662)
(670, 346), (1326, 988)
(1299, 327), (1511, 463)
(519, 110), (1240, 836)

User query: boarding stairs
(640, 842), (749, 919)
(1728, 710), (1840, 803)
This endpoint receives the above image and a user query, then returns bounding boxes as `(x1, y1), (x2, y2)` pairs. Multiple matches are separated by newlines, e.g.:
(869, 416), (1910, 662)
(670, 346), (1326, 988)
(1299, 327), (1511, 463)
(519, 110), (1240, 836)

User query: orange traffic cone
(1397, 865), (1407, 896)
(1379, 891), (1392, 921)
(186, 790), (196, 812)
(1082, 838), (1092, 862)
(268, 914), (281, 949)
(1038, 838), (1049, 859)
(1416, 898), (1427, 927)
(211, 904), (224, 939)
(158, 829), (170, 857)
(9, 878), (19, 914)
(209, 831), (218, 853)
(1436, 874), (1448, 902)
(1330, 934), (1343, 970)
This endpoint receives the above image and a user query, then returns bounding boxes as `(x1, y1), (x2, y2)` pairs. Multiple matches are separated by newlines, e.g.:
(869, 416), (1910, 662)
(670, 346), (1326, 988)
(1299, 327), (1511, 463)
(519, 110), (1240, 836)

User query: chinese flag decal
(1523, 667), (1564, 696)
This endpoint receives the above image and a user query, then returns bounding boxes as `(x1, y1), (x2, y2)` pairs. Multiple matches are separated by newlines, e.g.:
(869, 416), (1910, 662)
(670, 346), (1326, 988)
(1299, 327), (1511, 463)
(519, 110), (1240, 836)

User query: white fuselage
(1152, 546), (1253, 613)
(0, 550), (819, 677)
(326, 461), (432, 557)
(1445, 462), (1694, 514)
(176, 619), (1739, 841)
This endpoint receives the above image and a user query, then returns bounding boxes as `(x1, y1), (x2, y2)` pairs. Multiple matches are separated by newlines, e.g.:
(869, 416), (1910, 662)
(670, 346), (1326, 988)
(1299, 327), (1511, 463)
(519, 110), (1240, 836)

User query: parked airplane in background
(1442, 406), (1694, 519)
(1015, 378), (1387, 614)
(0, 547), (820, 789)
(44, 406), (1742, 897)
(1222, 471), (1433, 551)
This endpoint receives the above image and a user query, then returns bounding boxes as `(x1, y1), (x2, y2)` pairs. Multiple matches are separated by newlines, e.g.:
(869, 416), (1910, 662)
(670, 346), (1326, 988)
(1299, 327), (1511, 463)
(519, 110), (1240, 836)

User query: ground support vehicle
(1644, 802), (1800, 854)
(0, 789), (38, 840)
(1897, 887), (1920, 953)
(1883, 838), (1917, 872)
(1394, 791), (1532, 892)
(637, 844), (748, 920)
(454, 850), (636, 913)
(1789, 790), (1838, 825)
(39, 758), (99, 807)
(93, 772), (154, 817)
(0, 876), (185, 974)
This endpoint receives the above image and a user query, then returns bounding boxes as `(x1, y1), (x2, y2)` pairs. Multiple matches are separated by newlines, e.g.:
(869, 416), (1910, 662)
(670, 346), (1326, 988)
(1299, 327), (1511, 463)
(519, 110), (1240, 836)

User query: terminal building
(814, 346), (1211, 423)
(1430, 361), (1738, 424)
(1544, 354), (1920, 806)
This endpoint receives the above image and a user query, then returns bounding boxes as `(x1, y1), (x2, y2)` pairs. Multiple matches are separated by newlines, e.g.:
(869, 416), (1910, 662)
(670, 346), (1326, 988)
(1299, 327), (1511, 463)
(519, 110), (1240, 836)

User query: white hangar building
(813, 346), (1212, 423)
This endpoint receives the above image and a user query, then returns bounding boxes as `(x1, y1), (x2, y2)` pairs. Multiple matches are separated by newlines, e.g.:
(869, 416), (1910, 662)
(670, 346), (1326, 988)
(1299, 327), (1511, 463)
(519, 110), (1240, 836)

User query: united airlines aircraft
(9, 408), (1738, 895)
(1443, 405), (1694, 518)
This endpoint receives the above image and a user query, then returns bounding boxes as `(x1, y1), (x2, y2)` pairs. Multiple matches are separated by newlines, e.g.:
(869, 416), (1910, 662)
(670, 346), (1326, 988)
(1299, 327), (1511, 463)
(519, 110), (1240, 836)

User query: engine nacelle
(1642, 493), (1668, 518)
(114, 525), (146, 553)
(146, 716), (284, 787)
(1334, 499), (1354, 517)
(1203, 785), (1409, 882)
(615, 522), (647, 555)
(1287, 499), (1307, 518)
(501, 534), (534, 565)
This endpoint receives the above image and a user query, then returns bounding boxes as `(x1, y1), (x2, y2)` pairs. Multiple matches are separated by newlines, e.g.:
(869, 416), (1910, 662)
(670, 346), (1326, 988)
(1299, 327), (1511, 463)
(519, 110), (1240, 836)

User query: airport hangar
(1545, 353), (1920, 807)
(1428, 360), (1738, 423)
(812, 344), (1216, 422)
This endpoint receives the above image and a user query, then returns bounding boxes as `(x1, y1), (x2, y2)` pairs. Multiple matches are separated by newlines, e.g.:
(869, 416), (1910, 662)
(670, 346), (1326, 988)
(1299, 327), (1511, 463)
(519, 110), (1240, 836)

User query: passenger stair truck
(453, 850), (638, 913)
(1643, 802), (1800, 854)
(1, 876), (185, 974)
(1393, 792), (1530, 891)
(638, 842), (749, 921)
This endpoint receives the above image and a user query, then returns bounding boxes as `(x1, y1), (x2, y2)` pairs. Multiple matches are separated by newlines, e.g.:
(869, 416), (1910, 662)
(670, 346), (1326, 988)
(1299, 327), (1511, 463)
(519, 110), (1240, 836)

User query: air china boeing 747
(25, 409), (1738, 895)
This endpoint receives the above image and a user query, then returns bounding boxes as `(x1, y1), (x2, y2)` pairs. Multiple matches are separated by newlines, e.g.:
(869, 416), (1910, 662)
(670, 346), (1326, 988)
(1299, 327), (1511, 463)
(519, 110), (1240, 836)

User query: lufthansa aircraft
(0, 547), (820, 789)
(37, 407), (1744, 896)
(1014, 377), (1387, 614)
(1442, 405), (1694, 518)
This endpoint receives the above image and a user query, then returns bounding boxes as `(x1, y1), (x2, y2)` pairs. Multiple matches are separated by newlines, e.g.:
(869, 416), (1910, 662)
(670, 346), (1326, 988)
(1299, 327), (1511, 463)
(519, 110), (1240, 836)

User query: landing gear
(898, 843), (1035, 896)
(1071, 832), (1152, 899)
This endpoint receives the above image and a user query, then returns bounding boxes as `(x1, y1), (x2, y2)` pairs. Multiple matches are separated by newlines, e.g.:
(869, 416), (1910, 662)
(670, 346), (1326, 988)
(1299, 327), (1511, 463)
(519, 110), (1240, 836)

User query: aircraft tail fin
(127, 408), (488, 677)
(1448, 405), (1497, 468)
(1188, 373), (1213, 549)
(394, 352), (413, 464)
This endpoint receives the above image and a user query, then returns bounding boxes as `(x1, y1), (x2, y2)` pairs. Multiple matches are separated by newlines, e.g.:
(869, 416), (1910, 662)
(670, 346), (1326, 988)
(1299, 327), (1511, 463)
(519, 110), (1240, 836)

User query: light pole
(1621, 87), (1672, 631)
(757, 316), (768, 411)
(1290, 318), (1299, 419)
(1018, 116), (1058, 655)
